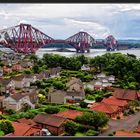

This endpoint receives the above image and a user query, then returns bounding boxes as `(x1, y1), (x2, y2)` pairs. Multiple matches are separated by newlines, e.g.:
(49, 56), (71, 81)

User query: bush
(79, 101), (88, 108)
(5, 109), (16, 115)
(45, 106), (60, 114)
(63, 120), (79, 135)
(108, 132), (114, 136)
(77, 124), (88, 133)
(85, 129), (99, 136)
(0, 131), (4, 136)
(0, 120), (15, 135)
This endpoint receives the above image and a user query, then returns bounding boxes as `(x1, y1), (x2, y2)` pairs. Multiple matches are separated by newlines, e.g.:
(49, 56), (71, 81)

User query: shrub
(0, 131), (4, 136)
(0, 120), (15, 134)
(44, 106), (60, 114)
(5, 109), (16, 115)
(63, 120), (79, 135)
(79, 101), (88, 108)
(85, 129), (99, 136)
(108, 132), (114, 136)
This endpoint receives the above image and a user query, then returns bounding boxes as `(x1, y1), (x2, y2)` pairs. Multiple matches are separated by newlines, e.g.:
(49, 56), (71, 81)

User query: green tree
(63, 120), (79, 135)
(23, 70), (32, 74)
(30, 54), (38, 63)
(53, 81), (65, 90)
(76, 112), (109, 130)
(85, 129), (99, 136)
(0, 120), (14, 135)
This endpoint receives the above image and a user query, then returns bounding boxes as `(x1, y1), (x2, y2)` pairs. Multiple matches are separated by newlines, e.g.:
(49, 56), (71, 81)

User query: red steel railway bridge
(0, 23), (117, 53)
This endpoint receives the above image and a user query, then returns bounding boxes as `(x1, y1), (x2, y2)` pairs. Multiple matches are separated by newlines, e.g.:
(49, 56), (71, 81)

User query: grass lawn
(75, 132), (85, 136)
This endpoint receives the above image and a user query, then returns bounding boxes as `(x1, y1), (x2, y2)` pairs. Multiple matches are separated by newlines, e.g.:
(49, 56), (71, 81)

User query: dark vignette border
(0, 1), (140, 140)
(0, 136), (140, 140)
(0, 0), (140, 3)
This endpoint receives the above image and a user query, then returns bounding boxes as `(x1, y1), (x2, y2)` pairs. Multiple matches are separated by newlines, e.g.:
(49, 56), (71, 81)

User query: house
(12, 75), (26, 89)
(49, 67), (61, 78)
(48, 89), (85, 104)
(3, 91), (37, 111)
(12, 64), (23, 71)
(94, 73), (115, 83)
(102, 96), (128, 109)
(0, 79), (15, 94)
(81, 64), (91, 71)
(64, 91), (85, 103)
(35, 73), (44, 81)
(94, 72), (106, 79)
(40, 71), (50, 79)
(93, 80), (103, 89)
(66, 77), (85, 93)
(5, 122), (42, 136)
(48, 90), (66, 104)
(90, 102), (122, 118)
(115, 130), (140, 136)
(3, 66), (12, 74)
(54, 110), (83, 121)
(33, 113), (66, 135)
(107, 75), (115, 83)
(21, 61), (34, 68)
(24, 74), (37, 87)
(16, 118), (37, 126)
(114, 88), (139, 101)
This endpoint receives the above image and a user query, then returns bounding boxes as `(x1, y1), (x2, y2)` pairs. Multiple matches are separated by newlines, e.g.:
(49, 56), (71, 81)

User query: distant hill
(43, 43), (73, 48)
(118, 40), (140, 44)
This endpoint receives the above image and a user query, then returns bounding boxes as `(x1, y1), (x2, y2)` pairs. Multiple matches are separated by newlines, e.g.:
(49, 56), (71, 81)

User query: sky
(0, 4), (140, 40)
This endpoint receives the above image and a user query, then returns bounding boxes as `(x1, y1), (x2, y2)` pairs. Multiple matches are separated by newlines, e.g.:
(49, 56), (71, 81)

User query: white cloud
(64, 18), (111, 38)
(0, 4), (140, 39)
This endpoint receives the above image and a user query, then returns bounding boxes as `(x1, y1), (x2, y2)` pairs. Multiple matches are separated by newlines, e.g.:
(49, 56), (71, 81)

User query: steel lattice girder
(104, 35), (118, 49)
(0, 24), (54, 53)
(0, 24), (96, 53)
(65, 31), (95, 50)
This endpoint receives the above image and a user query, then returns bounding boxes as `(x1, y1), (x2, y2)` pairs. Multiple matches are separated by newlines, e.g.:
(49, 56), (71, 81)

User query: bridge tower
(104, 35), (118, 51)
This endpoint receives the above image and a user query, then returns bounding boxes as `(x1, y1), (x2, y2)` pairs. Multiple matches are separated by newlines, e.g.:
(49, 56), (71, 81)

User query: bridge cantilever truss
(65, 31), (95, 53)
(104, 35), (118, 51)
(0, 24), (54, 53)
(0, 23), (117, 53)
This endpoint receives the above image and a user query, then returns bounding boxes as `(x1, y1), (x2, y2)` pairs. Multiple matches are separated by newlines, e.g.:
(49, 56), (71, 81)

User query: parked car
(41, 128), (51, 136)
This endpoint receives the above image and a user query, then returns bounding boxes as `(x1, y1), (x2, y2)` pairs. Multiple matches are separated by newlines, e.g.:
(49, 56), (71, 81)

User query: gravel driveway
(100, 111), (140, 136)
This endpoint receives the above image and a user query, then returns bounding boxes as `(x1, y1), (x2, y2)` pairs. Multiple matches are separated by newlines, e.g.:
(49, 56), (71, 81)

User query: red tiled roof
(17, 118), (37, 126)
(54, 110), (83, 120)
(102, 96), (128, 107)
(115, 130), (140, 136)
(136, 124), (140, 133)
(90, 102), (121, 114)
(137, 92), (140, 98)
(33, 113), (66, 127)
(12, 122), (30, 136)
(9, 122), (40, 136)
(114, 88), (138, 100)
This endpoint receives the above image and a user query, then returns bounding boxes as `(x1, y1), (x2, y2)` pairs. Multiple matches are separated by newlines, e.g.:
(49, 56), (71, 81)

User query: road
(100, 111), (140, 136)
